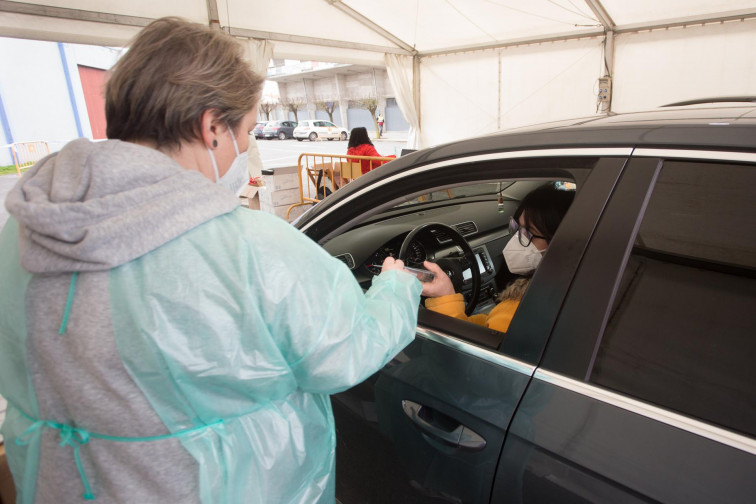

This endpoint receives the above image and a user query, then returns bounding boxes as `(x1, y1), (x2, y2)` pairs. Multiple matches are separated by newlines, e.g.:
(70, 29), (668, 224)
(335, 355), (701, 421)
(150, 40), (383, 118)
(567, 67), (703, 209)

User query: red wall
(77, 65), (107, 140)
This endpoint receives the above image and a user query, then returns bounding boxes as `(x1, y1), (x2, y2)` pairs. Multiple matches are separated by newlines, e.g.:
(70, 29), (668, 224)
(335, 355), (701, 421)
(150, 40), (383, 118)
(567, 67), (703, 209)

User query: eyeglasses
(509, 217), (547, 247)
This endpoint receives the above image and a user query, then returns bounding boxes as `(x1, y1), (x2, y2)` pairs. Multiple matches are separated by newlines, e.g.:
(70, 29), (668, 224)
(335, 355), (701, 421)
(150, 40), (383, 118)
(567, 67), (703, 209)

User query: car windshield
(392, 182), (515, 208)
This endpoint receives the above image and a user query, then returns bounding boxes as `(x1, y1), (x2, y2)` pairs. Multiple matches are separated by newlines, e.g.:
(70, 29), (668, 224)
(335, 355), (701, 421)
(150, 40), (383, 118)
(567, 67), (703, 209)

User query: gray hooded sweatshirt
(0, 138), (422, 503)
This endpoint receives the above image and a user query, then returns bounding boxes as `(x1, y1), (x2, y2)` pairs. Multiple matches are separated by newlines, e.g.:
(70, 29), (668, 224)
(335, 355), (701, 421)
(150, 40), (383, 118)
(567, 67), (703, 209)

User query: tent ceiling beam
(0, 0), (151, 29)
(418, 28), (606, 57)
(417, 7), (756, 58)
(324, 0), (416, 54)
(2, 1), (755, 60)
(614, 8), (756, 34)
(227, 26), (412, 55)
(583, 0), (615, 31)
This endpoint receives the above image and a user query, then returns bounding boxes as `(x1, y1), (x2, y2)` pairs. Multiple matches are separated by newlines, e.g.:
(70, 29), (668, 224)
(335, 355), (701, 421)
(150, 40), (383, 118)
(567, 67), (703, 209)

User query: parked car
(294, 103), (756, 503)
(262, 120), (297, 140)
(252, 121), (267, 139)
(293, 120), (348, 141)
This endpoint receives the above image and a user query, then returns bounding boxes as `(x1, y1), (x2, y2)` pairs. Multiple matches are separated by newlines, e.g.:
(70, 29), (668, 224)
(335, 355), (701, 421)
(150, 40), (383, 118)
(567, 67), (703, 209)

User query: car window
(590, 161), (756, 437)
(339, 178), (576, 346)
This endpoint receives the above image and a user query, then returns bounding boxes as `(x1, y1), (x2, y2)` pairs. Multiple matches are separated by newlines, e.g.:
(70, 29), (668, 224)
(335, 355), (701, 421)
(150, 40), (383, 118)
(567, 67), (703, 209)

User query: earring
(212, 139), (218, 148)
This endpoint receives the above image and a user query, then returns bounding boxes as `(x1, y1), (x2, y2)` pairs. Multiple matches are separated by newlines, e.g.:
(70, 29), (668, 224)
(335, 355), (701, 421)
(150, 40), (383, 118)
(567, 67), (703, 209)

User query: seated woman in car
(421, 184), (574, 332)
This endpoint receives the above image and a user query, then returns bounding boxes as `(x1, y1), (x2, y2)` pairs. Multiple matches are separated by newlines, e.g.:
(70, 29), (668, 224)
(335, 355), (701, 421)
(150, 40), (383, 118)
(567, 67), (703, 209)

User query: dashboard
(364, 237), (426, 275)
(323, 196), (519, 312)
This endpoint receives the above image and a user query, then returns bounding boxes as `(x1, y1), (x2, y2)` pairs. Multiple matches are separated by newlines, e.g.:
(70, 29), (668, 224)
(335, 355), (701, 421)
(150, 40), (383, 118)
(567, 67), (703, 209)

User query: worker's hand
(420, 261), (455, 298)
(381, 256), (406, 273)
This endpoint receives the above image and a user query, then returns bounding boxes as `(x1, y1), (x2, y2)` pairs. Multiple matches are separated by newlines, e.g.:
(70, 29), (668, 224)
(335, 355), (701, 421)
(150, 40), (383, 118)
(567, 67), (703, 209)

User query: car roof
(422, 104), (756, 161)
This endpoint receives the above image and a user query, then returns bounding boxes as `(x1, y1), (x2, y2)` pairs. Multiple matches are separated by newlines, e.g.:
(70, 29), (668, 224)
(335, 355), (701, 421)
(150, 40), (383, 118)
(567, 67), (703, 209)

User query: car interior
(322, 178), (577, 330)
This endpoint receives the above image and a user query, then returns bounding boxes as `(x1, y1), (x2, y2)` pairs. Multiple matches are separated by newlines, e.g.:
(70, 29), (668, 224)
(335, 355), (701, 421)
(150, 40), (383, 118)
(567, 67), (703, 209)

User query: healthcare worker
(0, 17), (421, 504)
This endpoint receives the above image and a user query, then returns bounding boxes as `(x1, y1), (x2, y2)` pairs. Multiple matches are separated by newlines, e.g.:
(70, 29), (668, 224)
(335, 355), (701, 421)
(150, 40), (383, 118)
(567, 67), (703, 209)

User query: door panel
(494, 376), (756, 503)
(335, 330), (532, 503)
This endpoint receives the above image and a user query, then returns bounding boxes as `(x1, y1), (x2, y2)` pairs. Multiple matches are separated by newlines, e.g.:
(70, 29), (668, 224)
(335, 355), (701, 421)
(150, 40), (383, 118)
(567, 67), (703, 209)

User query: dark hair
(514, 183), (575, 242)
(347, 127), (373, 149)
(106, 17), (263, 149)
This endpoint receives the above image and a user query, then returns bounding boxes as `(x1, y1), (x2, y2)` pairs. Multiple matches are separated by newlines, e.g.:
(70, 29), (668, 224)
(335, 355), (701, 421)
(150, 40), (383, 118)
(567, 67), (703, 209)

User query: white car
(293, 120), (348, 142)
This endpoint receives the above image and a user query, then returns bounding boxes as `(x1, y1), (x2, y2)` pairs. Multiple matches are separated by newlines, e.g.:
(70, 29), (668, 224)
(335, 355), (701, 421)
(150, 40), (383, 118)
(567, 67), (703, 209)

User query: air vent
(335, 253), (355, 269)
(433, 221), (478, 244)
(455, 221), (478, 236)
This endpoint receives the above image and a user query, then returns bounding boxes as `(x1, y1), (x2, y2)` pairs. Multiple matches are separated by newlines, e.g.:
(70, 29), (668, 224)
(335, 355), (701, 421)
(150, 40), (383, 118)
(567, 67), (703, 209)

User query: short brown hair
(106, 17), (263, 148)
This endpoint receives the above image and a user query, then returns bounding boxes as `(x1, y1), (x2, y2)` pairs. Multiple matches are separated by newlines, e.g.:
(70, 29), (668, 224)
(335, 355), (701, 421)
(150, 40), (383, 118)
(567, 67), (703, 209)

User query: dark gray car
(295, 103), (756, 503)
(263, 120), (297, 140)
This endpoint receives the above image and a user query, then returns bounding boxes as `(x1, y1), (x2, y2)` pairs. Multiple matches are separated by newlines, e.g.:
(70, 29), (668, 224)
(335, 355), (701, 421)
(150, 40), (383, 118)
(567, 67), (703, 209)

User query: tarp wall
(612, 20), (756, 111)
(420, 37), (605, 147)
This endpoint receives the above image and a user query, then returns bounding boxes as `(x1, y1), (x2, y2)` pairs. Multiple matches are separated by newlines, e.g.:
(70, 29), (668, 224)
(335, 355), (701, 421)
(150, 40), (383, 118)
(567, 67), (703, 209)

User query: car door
(494, 154), (756, 502)
(324, 121), (336, 139)
(301, 151), (629, 503)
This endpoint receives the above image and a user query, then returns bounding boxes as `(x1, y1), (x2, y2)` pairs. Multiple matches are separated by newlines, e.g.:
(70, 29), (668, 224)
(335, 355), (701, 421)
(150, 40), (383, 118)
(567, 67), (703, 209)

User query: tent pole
(206, 0), (220, 29)
(413, 55), (421, 133)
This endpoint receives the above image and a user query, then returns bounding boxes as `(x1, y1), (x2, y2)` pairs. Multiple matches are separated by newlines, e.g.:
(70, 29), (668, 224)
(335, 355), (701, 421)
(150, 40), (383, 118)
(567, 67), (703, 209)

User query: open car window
(323, 176), (578, 353)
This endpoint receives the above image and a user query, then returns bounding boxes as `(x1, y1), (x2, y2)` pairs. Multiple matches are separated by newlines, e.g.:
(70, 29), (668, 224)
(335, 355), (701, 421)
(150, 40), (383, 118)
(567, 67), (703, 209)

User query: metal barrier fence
(286, 152), (395, 219)
(11, 141), (50, 176)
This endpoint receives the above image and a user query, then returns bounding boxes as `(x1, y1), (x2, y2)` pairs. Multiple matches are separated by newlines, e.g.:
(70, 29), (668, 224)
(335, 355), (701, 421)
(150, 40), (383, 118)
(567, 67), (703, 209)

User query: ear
(200, 109), (223, 148)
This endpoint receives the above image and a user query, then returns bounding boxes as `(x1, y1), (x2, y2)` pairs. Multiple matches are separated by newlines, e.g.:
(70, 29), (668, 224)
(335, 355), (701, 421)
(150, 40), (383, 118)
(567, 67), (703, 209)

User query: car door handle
(402, 400), (486, 451)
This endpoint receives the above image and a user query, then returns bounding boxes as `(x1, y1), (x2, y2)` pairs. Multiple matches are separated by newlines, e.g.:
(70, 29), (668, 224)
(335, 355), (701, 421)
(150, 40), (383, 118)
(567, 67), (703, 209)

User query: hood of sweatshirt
(5, 138), (240, 274)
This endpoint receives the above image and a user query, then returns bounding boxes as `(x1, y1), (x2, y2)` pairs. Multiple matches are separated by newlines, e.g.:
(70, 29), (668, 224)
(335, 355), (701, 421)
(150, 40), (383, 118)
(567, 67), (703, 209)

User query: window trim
(634, 148), (756, 164)
(535, 369), (756, 455)
(300, 148), (633, 234)
(417, 326), (535, 376)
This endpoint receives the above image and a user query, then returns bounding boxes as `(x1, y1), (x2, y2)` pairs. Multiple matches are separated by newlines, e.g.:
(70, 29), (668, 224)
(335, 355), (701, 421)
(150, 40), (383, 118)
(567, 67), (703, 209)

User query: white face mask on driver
(207, 123), (248, 196)
(502, 234), (545, 275)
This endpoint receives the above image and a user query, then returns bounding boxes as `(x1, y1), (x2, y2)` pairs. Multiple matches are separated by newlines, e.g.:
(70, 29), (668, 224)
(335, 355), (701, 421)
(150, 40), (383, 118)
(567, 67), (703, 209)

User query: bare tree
(350, 97), (380, 137)
(280, 97), (307, 121)
(314, 98), (337, 123)
(258, 100), (278, 121)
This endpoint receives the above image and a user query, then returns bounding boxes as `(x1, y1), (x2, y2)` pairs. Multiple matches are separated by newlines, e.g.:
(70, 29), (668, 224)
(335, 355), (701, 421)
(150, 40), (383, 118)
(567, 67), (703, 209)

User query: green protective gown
(0, 138), (422, 503)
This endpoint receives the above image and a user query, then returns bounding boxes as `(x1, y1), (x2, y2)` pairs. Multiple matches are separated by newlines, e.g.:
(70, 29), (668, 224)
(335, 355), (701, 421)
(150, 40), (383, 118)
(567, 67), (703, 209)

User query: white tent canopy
(2, 0), (756, 147)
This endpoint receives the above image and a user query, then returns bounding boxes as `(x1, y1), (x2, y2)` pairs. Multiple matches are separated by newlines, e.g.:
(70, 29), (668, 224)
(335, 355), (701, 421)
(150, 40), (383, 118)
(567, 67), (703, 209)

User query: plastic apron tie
(11, 402), (224, 501)
(16, 417), (95, 500)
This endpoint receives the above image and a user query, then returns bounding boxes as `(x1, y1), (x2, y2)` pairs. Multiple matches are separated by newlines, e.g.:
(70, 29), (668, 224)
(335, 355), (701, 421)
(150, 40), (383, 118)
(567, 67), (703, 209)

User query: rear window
(591, 160), (756, 437)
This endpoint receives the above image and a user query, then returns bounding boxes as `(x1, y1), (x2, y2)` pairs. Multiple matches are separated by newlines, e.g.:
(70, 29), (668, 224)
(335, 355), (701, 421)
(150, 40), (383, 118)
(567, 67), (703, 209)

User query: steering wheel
(398, 222), (481, 316)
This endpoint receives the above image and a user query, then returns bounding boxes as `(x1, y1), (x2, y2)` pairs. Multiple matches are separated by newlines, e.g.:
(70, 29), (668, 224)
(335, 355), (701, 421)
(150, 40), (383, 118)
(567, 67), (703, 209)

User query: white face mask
(503, 234), (545, 275)
(208, 123), (248, 196)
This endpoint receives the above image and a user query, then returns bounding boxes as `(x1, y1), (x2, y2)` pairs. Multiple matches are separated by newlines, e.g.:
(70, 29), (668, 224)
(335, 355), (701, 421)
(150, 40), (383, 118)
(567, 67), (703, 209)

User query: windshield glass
(393, 182), (514, 208)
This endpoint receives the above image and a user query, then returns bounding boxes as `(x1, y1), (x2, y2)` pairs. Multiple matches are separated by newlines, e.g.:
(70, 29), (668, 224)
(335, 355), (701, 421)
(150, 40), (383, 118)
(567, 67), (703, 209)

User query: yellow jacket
(425, 293), (521, 333)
